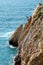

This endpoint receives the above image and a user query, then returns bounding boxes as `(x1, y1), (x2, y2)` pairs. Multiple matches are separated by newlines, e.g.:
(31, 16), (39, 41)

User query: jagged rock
(9, 3), (43, 65)
(14, 54), (21, 65)
(32, 3), (43, 18)
(14, 3), (43, 65)
(9, 24), (23, 47)
(24, 16), (32, 31)
(18, 16), (32, 46)
(27, 49), (43, 65)
(18, 3), (43, 47)
(27, 43), (43, 65)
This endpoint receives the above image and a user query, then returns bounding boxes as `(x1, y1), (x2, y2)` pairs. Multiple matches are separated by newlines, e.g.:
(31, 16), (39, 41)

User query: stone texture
(9, 24), (23, 47)
(9, 3), (43, 65)
(18, 16), (32, 45)
(19, 3), (43, 65)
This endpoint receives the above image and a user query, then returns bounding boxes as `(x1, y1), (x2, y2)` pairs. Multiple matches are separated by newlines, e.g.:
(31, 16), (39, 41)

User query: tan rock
(24, 16), (32, 31)
(27, 50), (43, 65)
(32, 3), (43, 23)
(9, 3), (43, 65)
(18, 16), (32, 46)
(19, 3), (43, 65)
(9, 24), (23, 47)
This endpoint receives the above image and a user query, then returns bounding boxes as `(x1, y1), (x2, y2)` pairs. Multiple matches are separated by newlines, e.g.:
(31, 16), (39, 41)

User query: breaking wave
(0, 31), (15, 38)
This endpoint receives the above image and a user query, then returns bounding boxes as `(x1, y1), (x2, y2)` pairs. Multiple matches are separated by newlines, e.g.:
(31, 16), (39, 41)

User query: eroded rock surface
(18, 16), (32, 46)
(9, 24), (23, 47)
(14, 3), (43, 65)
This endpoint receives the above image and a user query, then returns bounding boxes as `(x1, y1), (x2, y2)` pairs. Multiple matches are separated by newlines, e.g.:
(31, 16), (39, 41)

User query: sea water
(0, 0), (41, 65)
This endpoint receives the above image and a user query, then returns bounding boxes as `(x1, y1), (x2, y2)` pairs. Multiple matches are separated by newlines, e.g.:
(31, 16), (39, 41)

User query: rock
(32, 3), (43, 18)
(20, 14), (43, 65)
(14, 54), (21, 65)
(32, 3), (43, 23)
(9, 3), (43, 65)
(14, 3), (43, 65)
(27, 50), (43, 65)
(18, 16), (32, 46)
(9, 24), (23, 47)
(24, 16), (32, 31)
(18, 3), (43, 46)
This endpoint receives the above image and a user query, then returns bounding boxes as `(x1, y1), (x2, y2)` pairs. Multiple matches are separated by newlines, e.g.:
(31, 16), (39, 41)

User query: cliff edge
(14, 3), (43, 65)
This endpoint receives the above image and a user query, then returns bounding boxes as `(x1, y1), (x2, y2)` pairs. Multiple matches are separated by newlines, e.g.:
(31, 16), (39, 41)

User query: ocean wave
(9, 45), (16, 49)
(0, 31), (15, 38)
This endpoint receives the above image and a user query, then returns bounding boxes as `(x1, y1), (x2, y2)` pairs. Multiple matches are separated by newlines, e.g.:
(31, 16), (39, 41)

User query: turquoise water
(0, 0), (41, 65)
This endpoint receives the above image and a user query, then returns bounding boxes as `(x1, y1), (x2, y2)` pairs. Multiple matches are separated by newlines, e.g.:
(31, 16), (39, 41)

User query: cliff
(14, 3), (43, 65)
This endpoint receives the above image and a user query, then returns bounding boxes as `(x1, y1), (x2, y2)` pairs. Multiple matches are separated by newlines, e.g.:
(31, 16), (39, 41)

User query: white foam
(0, 31), (15, 38)
(9, 45), (16, 49)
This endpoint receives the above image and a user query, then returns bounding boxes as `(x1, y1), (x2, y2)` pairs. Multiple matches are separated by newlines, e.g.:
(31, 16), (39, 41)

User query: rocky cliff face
(14, 3), (43, 65)
(18, 16), (32, 45)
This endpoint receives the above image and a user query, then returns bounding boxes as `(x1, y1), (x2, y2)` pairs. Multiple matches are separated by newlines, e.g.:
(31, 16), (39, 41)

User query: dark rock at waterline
(9, 24), (23, 47)
(9, 40), (18, 47)
(14, 54), (21, 65)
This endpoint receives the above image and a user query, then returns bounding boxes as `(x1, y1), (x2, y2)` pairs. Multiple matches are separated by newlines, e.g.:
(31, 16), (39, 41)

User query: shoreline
(9, 3), (43, 65)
